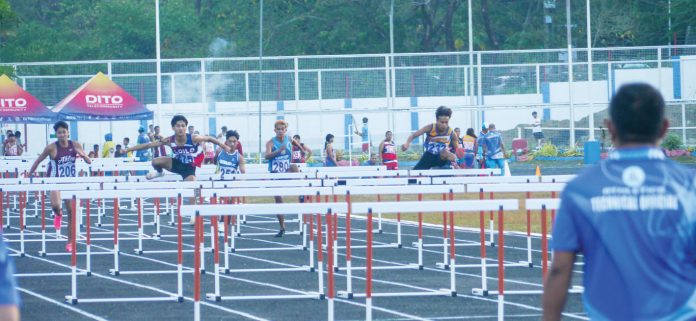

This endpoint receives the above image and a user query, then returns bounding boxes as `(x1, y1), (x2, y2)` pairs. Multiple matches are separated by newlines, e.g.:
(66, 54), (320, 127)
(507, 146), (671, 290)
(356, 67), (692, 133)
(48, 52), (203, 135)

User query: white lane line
(17, 286), (108, 321)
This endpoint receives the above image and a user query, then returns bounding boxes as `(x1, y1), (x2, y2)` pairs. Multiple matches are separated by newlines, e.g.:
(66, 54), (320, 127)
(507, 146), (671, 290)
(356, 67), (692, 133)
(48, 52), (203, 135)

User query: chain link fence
(3, 45), (696, 157)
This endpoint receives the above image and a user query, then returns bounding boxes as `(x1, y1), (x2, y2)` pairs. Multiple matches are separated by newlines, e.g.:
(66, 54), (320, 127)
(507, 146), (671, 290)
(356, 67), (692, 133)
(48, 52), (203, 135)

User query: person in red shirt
(378, 131), (398, 170)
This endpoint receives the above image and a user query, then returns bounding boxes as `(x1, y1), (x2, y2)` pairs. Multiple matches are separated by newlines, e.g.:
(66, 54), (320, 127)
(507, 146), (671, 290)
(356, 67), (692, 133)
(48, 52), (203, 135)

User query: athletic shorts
(171, 158), (196, 179)
(533, 132), (544, 140)
(384, 162), (398, 170)
(413, 152), (448, 170)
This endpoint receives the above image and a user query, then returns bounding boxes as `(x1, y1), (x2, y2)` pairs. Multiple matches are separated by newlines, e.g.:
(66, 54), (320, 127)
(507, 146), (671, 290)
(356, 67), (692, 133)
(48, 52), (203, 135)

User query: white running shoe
(146, 171), (165, 180)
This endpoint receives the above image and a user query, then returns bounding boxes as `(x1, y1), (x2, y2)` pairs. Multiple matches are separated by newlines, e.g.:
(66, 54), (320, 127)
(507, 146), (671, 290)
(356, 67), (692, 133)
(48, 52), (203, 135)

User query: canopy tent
(53, 72), (153, 121)
(0, 74), (57, 123)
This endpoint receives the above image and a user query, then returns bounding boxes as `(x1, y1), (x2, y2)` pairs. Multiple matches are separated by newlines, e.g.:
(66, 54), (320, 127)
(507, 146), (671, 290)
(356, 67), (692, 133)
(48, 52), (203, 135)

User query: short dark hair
(171, 115), (188, 127)
(123, 137), (130, 142)
(14, 131), (20, 138)
(362, 117), (368, 123)
(610, 83), (665, 143)
(532, 111), (538, 115)
(154, 125), (160, 130)
(7, 133), (15, 138)
(93, 144), (99, 149)
(293, 134), (300, 139)
(226, 130), (239, 140)
(435, 106), (452, 119)
(116, 144), (122, 149)
(53, 121), (69, 131)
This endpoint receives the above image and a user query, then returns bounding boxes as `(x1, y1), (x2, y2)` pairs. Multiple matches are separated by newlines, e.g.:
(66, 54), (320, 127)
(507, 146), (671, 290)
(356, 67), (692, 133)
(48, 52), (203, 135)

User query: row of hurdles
(2, 168), (580, 320)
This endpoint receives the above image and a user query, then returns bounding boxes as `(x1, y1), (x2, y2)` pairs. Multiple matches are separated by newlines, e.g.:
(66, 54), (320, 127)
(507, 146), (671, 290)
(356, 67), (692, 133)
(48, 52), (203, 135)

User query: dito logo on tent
(85, 95), (123, 108)
(0, 98), (27, 108)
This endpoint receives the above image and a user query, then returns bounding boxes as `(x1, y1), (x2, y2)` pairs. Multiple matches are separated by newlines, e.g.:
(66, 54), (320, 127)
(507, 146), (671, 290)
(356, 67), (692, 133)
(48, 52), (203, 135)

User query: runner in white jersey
(27, 121), (91, 252)
(216, 130), (246, 177)
(264, 120), (301, 237)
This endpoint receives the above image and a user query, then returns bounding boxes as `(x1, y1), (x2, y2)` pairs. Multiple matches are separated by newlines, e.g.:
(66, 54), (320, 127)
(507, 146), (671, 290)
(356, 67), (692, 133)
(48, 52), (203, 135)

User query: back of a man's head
(609, 83), (666, 144)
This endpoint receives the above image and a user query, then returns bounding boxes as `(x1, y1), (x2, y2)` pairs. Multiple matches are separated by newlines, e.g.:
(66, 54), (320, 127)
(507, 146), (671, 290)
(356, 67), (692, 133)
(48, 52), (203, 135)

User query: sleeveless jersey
(268, 136), (292, 173)
(424, 123), (454, 155)
(4, 143), (19, 156)
(47, 141), (77, 177)
(381, 141), (397, 163)
(169, 134), (203, 167)
(291, 144), (306, 163)
(217, 150), (241, 176)
(461, 135), (476, 153)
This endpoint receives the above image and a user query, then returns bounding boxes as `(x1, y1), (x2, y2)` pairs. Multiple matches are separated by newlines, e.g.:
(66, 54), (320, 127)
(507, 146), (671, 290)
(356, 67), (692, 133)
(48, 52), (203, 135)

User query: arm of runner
(542, 251), (576, 321)
(264, 139), (284, 160)
(74, 141), (92, 165)
(126, 138), (165, 153)
(193, 135), (230, 153)
(238, 155), (246, 174)
(303, 144), (312, 160)
(27, 144), (53, 177)
(402, 124), (432, 151)
(378, 141), (385, 162)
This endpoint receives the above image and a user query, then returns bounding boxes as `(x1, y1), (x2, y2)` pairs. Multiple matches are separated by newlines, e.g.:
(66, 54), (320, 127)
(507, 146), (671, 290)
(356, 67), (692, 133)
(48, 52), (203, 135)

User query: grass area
(242, 192), (556, 234)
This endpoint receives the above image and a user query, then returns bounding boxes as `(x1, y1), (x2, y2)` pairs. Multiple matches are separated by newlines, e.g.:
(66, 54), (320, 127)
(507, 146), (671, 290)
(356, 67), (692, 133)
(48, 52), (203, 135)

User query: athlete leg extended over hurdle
(401, 106), (460, 170)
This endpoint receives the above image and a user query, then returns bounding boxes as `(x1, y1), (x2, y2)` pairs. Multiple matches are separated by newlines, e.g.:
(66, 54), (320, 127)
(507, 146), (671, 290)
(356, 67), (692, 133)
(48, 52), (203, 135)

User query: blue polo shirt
(553, 147), (696, 321)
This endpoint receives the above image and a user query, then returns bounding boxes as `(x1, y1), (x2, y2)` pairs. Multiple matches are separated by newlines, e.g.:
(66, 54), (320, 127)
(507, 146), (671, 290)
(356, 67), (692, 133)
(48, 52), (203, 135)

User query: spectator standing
(102, 133), (115, 158)
(136, 126), (151, 161)
(532, 111), (544, 149)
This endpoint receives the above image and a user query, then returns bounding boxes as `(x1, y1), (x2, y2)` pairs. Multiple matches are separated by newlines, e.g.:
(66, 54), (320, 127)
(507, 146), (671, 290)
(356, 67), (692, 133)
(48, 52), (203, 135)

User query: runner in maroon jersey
(290, 134), (312, 164)
(378, 130), (398, 170)
(27, 121), (91, 252)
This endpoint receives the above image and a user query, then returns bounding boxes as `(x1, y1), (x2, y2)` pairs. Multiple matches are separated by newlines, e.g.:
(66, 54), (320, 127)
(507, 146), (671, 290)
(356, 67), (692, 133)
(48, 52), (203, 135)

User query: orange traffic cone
(535, 165), (541, 177)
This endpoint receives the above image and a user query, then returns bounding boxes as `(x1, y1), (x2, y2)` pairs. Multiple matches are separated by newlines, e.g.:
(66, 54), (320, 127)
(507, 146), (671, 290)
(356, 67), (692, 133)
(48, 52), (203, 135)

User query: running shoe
(146, 171), (165, 180)
(54, 213), (62, 231)
(274, 229), (285, 238)
(65, 242), (73, 253)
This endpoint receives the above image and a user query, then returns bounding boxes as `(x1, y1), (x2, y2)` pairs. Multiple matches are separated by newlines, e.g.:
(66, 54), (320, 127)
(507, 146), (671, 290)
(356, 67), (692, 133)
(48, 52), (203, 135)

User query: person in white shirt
(532, 111), (544, 149)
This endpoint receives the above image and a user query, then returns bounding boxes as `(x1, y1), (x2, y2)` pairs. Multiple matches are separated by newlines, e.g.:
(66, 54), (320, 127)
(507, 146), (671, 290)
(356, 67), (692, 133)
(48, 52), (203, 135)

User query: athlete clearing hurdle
(27, 121), (91, 252)
(126, 115), (230, 181)
(401, 106), (459, 170)
(265, 120), (301, 237)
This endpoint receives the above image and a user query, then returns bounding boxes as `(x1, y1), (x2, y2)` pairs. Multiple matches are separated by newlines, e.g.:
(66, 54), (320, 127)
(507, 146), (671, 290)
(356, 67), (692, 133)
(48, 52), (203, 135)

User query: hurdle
(332, 184), (466, 279)
(342, 199), (518, 321)
(198, 186), (333, 274)
(180, 202), (347, 321)
(466, 182), (564, 251)
(468, 198), (583, 299)
(60, 189), (192, 304)
(1, 183), (101, 256)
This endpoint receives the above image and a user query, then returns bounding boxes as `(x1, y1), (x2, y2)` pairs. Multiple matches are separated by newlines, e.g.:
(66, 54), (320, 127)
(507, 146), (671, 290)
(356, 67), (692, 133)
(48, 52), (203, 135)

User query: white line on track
(17, 286), (109, 321)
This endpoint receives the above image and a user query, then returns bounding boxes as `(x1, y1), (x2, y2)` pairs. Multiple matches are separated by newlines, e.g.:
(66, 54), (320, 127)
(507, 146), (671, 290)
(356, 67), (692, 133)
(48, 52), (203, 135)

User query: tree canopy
(1, 0), (694, 63)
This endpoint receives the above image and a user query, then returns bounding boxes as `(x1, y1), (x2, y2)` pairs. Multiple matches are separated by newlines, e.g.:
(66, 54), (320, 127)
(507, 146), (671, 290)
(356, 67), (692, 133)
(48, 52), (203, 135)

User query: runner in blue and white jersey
(264, 120), (301, 237)
(216, 130), (245, 178)
(543, 83), (696, 321)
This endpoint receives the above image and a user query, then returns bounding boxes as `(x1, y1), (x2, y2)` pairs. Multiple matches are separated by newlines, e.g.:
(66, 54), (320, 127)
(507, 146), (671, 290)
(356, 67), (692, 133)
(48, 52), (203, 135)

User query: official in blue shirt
(543, 83), (696, 321)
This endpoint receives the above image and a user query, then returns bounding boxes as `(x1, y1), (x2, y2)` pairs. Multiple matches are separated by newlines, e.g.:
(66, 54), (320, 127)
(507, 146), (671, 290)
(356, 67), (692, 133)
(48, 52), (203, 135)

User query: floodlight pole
(566, 0), (575, 147)
(155, 0), (162, 131)
(468, 0), (476, 126)
(586, 0), (595, 141)
(389, 0), (395, 132)
(258, 0), (264, 164)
